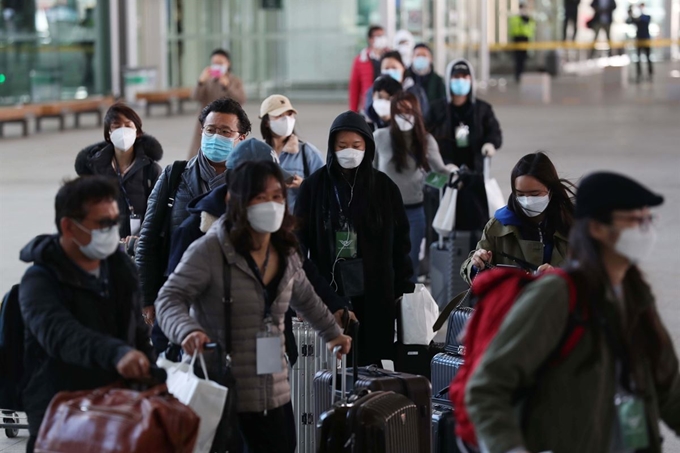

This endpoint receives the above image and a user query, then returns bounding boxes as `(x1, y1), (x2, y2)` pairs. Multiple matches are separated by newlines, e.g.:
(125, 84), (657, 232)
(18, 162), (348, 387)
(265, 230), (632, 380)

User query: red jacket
(349, 48), (378, 112)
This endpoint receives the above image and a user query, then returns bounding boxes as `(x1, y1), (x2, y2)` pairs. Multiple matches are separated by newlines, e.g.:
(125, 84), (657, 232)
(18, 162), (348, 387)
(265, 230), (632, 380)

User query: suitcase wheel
(3, 417), (19, 438)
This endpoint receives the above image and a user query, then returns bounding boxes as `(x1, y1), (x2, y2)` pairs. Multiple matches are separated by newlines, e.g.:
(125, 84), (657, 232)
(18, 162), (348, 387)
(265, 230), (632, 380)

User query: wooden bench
(0, 106), (37, 137)
(35, 96), (115, 132)
(136, 87), (193, 116)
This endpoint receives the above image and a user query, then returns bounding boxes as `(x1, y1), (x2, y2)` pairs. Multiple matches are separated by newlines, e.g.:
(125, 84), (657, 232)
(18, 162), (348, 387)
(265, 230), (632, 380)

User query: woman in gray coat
(155, 160), (351, 453)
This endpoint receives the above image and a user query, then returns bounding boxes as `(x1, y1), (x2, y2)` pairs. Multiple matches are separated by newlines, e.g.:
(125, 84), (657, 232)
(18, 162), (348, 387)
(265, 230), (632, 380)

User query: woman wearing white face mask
(365, 51), (430, 130)
(156, 160), (351, 453)
(462, 152), (575, 284)
(465, 172), (680, 453)
(259, 94), (324, 210)
(295, 111), (415, 366)
(373, 91), (453, 280)
(75, 103), (163, 255)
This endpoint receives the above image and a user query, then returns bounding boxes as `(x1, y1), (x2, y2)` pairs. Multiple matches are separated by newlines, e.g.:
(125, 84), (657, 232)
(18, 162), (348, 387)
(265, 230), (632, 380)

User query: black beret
(575, 172), (664, 219)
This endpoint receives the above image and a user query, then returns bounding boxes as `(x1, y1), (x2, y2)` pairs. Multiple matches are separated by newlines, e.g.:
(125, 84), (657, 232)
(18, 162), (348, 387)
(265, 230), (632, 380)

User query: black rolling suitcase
(317, 335), (421, 452)
(430, 353), (464, 398)
(315, 322), (431, 452)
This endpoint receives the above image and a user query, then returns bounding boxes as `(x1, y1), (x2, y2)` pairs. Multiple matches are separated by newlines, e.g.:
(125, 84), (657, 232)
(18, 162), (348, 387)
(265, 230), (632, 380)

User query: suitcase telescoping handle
(330, 318), (360, 405)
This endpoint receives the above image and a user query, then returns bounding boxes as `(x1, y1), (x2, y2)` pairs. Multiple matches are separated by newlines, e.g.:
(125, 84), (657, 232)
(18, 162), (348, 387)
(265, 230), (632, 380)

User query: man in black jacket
(136, 97), (250, 325)
(426, 58), (503, 230)
(19, 176), (154, 452)
(295, 111), (414, 366)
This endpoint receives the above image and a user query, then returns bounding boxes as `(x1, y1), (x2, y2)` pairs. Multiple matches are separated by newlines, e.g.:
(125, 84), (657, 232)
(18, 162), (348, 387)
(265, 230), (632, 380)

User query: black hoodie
(75, 134), (164, 238)
(17, 235), (153, 434)
(295, 111), (415, 366)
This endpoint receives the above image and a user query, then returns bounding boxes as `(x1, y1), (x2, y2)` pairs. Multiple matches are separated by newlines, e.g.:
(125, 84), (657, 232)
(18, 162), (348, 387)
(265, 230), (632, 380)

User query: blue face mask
(382, 69), (403, 83)
(450, 78), (472, 96)
(412, 56), (430, 72)
(201, 133), (235, 163)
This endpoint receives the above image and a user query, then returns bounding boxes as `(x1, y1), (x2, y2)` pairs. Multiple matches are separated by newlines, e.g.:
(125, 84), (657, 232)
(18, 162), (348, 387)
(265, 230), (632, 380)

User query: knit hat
(575, 172), (664, 219)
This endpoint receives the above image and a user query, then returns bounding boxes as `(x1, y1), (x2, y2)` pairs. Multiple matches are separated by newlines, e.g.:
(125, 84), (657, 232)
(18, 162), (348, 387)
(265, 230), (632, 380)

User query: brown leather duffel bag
(35, 383), (199, 453)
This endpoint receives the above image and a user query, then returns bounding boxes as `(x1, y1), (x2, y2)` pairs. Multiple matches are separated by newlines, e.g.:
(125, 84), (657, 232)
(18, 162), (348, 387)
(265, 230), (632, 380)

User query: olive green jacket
(460, 216), (568, 284)
(466, 275), (680, 453)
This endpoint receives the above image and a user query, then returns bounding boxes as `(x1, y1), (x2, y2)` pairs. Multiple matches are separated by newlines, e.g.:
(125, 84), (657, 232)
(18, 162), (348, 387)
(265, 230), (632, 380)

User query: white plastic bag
(484, 157), (505, 217)
(400, 284), (440, 345)
(432, 186), (458, 236)
(158, 352), (228, 453)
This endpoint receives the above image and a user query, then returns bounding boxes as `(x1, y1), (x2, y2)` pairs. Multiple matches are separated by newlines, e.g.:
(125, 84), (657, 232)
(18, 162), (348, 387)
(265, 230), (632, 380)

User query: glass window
(0, 0), (110, 105)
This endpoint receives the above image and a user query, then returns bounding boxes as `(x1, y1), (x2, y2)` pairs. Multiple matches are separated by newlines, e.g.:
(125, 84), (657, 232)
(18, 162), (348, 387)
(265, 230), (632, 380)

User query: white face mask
(516, 194), (550, 217)
(614, 225), (657, 265)
(247, 201), (286, 234)
(211, 63), (228, 76)
(110, 127), (137, 151)
(397, 44), (413, 67)
(373, 35), (388, 50)
(395, 114), (415, 131)
(335, 148), (365, 169)
(72, 221), (120, 261)
(269, 115), (296, 138)
(372, 99), (391, 118)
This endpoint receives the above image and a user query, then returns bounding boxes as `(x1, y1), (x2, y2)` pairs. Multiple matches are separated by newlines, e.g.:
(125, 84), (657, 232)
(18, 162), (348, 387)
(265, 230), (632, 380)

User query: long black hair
(389, 91), (430, 173)
(225, 160), (299, 256)
(509, 152), (575, 235)
(566, 217), (674, 392)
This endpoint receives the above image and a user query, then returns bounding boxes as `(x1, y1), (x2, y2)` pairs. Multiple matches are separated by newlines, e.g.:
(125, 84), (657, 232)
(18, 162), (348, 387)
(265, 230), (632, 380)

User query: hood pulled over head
(445, 58), (476, 104)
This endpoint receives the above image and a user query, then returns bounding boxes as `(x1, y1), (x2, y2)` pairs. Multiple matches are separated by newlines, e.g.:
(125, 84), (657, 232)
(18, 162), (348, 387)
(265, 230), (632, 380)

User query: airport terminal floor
(0, 64), (679, 451)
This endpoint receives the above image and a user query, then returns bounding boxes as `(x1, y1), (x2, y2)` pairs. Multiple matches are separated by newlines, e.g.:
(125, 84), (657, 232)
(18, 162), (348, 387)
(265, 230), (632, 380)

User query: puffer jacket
(155, 216), (342, 413)
(18, 235), (154, 434)
(136, 155), (226, 307)
(75, 134), (163, 238)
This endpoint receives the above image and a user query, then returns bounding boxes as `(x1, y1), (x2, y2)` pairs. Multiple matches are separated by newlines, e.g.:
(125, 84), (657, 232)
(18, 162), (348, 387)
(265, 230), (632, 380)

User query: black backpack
(0, 284), (22, 409)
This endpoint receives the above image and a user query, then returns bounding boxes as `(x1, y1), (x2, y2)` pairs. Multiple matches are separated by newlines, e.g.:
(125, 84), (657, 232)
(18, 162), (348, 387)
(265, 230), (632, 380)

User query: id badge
(129, 214), (141, 236)
(455, 123), (470, 148)
(614, 393), (649, 450)
(256, 331), (283, 375)
(335, 231), (357, 259)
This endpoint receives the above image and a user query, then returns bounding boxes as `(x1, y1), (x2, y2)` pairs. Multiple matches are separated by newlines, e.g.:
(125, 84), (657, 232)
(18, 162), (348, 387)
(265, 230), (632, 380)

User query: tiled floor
(1, 62), (679, 452)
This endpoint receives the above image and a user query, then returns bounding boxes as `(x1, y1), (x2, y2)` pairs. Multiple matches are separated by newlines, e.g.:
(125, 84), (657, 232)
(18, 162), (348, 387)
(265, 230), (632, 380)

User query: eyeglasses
(611, 213), (657, 230)
(72, 217), (120, 232)
(202, 125), (241, 138)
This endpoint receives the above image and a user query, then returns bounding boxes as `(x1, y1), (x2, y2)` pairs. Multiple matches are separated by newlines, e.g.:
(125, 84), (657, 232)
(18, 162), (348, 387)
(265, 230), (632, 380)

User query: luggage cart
(1, 410), (28, 438)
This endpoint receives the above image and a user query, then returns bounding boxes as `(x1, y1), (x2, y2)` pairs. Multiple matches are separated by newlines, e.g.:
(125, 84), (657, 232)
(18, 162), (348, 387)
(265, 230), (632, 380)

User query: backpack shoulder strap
(550, 269), (588, 363)
(167, 160), (188, 207)
(300, 142), (309, 178)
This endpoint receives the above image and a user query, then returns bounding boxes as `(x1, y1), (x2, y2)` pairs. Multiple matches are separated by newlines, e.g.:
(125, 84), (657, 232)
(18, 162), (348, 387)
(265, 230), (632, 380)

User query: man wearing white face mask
(349, 25), (389, 113)
(18, 176), (155, 452)
(462, 152), (575, 284)
(259, 94), (324, 210)
(295, 111), (415, 366)
(76, 103), (163, 255)
(466, 171), (680, 453)
(373, 91), (453, 280)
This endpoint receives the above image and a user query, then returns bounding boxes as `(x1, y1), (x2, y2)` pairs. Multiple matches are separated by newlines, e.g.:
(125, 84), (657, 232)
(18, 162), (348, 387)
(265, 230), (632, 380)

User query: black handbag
(335, 258), (365, 298)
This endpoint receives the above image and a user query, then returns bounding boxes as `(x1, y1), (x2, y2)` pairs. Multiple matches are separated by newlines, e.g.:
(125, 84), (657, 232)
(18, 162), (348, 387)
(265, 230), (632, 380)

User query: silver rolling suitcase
(429, 231), (479, 310)
(290, 319), (336, 453)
